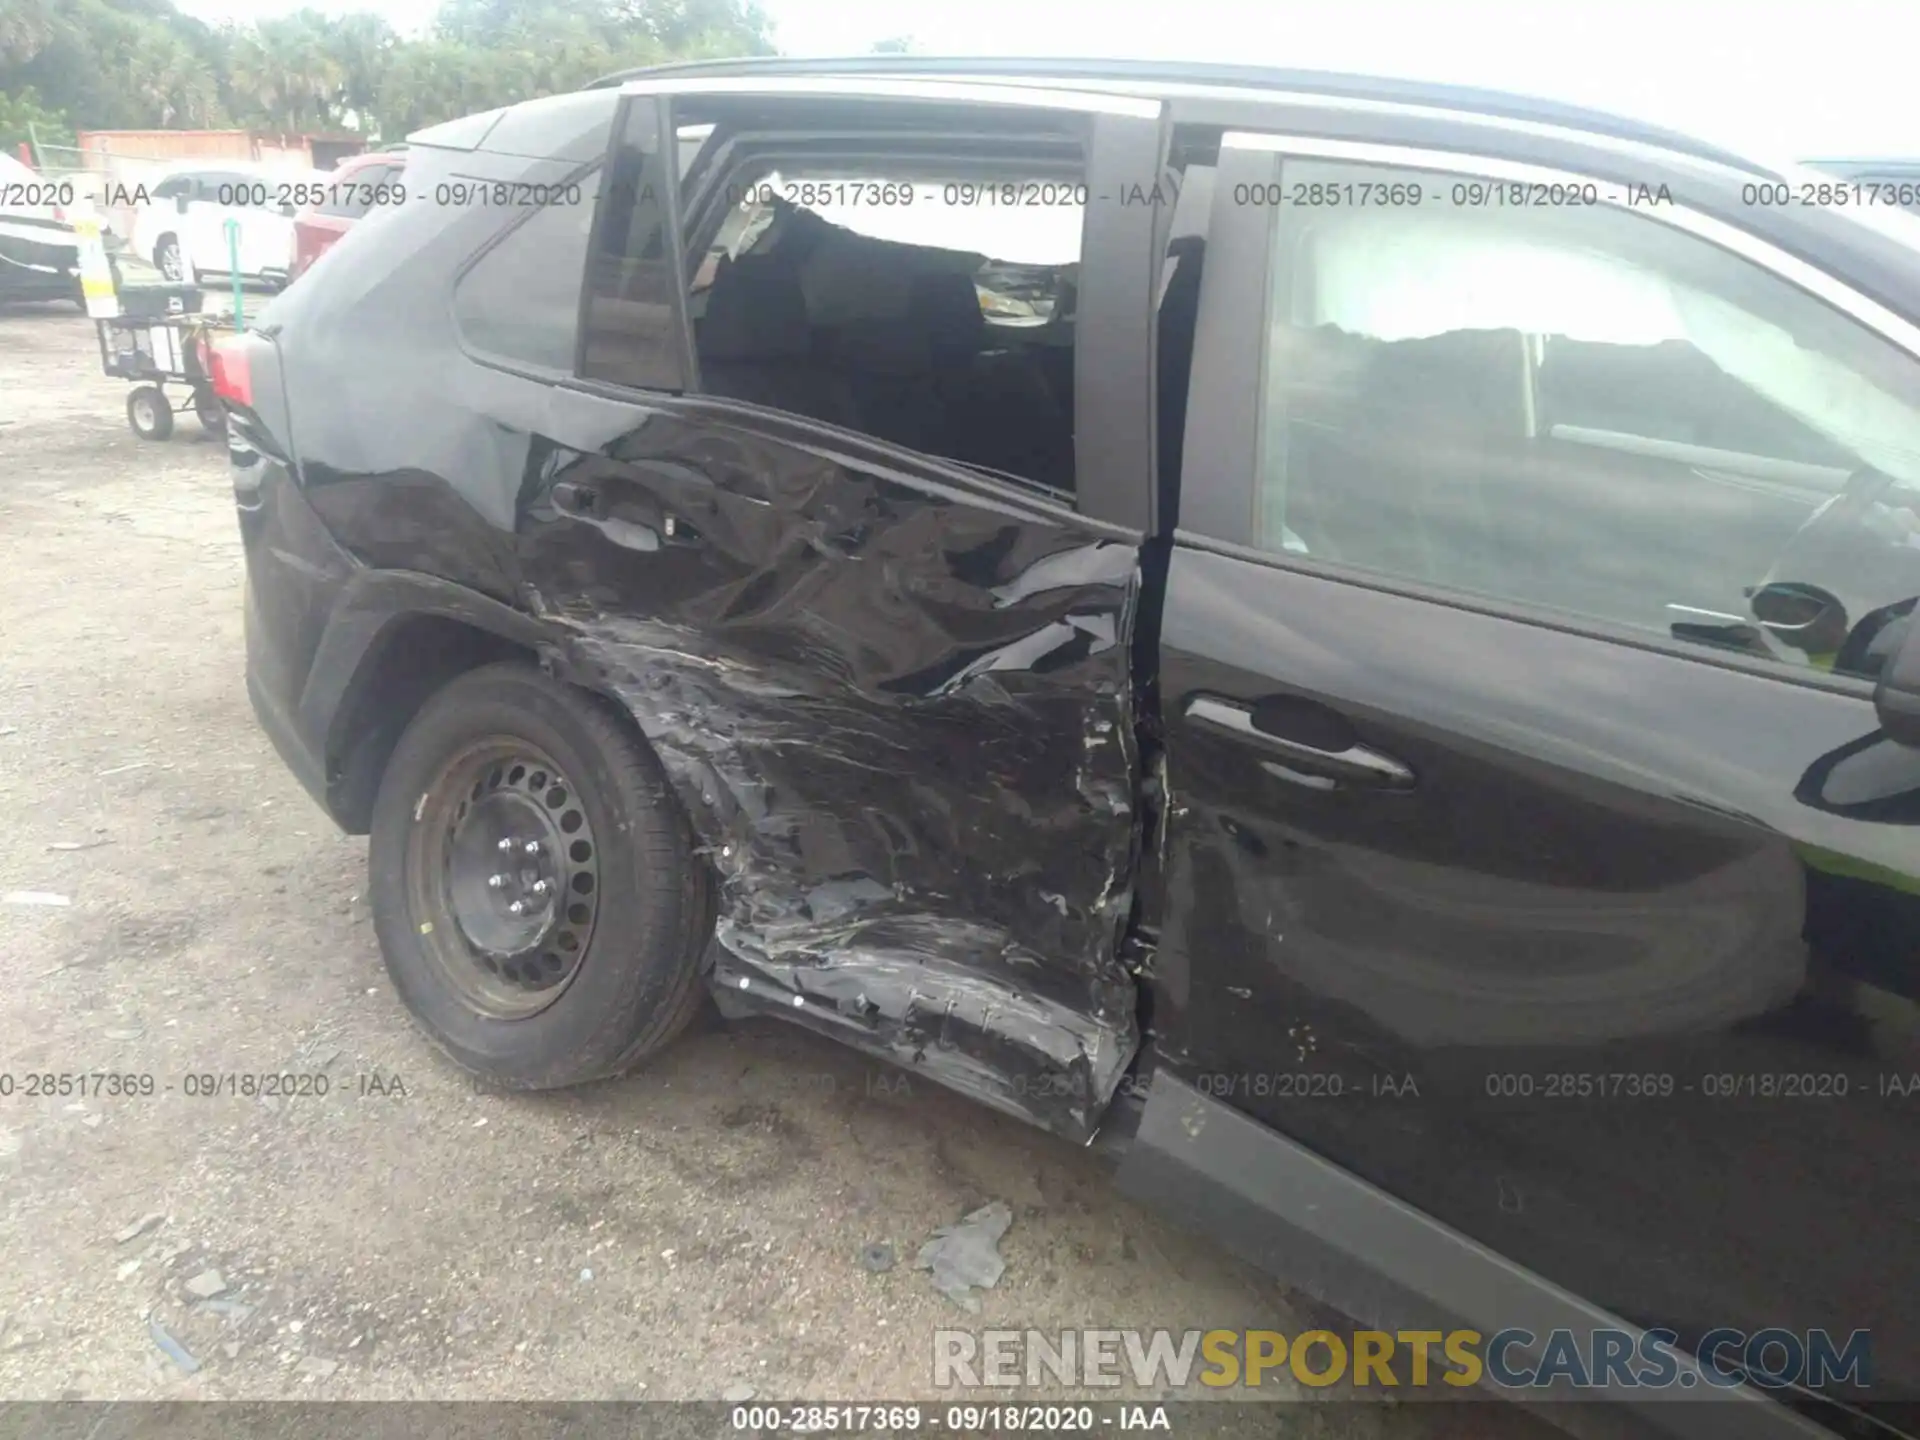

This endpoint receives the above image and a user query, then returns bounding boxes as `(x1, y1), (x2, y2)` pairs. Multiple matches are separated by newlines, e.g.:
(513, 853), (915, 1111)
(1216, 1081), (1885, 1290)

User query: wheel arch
(308, 572), (560, 833)
(310, 572), (705, 844)
(308, 575), (719, 947)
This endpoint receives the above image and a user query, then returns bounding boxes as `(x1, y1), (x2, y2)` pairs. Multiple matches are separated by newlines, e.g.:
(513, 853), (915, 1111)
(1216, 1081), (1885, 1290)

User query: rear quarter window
(453, 174), (599, 374)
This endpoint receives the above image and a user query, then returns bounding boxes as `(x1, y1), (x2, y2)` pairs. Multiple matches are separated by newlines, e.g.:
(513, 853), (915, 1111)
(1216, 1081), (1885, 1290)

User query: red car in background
(289, 147), (407, 282)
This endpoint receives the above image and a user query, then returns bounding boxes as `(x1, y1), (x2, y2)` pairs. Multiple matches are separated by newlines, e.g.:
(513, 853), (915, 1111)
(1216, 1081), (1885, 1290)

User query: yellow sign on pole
(68, 196), (121, 320)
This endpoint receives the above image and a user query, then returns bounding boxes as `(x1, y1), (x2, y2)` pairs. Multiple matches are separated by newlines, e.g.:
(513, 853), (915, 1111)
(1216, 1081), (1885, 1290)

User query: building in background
(74, 130), (367, 172)
(28, 130), (369, 241)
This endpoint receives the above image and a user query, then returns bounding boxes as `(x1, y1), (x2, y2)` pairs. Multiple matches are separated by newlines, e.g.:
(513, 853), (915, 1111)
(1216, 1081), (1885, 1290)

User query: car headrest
(700, 253), (811, 362)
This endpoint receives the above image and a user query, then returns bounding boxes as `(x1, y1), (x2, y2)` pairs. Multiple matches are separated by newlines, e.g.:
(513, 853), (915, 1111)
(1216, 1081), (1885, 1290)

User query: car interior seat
(907, 270), (1073, 488)
(695, 252), (860, 429)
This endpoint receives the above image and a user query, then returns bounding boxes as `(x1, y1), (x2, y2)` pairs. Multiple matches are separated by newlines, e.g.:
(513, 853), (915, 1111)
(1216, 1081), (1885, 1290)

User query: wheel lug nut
(507, 901), (525, 916)
(487, 874), (506, 889)
(523, 840), (541, 856)
(496, 837), (514, 852)
(531, 879), (549, 896)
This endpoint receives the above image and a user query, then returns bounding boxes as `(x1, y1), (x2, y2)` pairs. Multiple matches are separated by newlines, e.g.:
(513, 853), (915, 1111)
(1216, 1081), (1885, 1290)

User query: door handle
(549, 479), (698, 553)
(550, 480), (601, 518)
(1665, 602), (1765, 654)
(1184, 694), (1416, 790)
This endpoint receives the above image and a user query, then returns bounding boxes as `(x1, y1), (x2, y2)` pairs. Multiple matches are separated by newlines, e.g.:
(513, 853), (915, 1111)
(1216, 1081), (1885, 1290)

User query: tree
(0, 0), (784, 145)
(0, 0), (61, 67)
(242, 13), (347, 131)
(114, 28), (221, 127)
(373, 38), (494, 137)
(629, 0), (775, 56)
(326, 12), (399, 125)
(0, 86), (74, 155)
(432, 0), (529, 47)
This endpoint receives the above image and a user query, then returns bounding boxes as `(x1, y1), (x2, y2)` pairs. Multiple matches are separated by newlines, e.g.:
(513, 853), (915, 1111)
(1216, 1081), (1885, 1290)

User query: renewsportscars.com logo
(934, 1327), (1873, 1393)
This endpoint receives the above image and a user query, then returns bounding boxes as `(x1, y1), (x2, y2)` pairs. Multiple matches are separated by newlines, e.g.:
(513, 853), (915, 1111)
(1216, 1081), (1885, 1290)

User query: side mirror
(279, 201), (297, 218)
(175, 194), (190, 215)
(1874, 611), (1920, 747)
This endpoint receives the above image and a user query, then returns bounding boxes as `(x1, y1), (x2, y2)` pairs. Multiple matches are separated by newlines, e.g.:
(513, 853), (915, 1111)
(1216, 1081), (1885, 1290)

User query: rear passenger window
(665, 96), (1087, 495)
(1237, 153), (1920, 681)
(453, 177), (598, 374)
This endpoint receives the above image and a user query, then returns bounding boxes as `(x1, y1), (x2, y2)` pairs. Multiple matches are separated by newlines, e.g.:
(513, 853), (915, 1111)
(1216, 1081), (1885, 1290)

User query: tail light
(207, 334), (253, 408)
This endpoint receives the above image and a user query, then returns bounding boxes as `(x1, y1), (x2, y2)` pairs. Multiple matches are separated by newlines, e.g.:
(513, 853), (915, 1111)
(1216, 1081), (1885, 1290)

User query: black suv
(226, 57), (1920, 1437)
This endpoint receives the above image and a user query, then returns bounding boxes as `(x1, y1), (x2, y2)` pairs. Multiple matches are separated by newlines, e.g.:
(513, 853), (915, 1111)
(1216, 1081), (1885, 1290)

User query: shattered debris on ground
(914, 1201), (1012, 1312)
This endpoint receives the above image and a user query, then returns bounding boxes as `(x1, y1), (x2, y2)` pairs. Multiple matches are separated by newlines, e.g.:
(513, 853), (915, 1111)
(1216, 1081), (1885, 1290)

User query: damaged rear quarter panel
(518, 409), (1143, 1141)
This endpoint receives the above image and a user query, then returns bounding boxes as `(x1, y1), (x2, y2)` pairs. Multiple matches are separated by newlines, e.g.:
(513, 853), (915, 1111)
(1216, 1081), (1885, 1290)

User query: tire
(126, 385), (173, 441)
(155, 237), (184, 282)
(368, 662), (711, 1089)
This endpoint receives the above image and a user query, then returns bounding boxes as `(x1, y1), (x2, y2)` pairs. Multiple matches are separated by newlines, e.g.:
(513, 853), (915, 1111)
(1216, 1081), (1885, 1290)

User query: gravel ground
(0, 299), (1554, 1437)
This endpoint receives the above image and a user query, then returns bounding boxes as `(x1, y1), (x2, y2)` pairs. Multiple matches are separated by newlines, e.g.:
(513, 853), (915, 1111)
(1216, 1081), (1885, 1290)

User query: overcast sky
(171, 0), (1915, 161)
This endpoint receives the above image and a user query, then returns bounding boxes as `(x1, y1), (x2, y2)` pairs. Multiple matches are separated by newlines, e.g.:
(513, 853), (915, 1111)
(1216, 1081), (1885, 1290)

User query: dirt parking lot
(0, 300), (1543, 1437)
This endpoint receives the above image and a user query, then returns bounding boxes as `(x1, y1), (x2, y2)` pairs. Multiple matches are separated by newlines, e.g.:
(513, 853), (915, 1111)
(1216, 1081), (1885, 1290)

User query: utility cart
(95, 307), (229, 441)
(73, 209), (238, 441)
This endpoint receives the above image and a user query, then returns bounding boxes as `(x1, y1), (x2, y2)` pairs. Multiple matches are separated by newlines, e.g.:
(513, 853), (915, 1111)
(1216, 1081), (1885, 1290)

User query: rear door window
(658, 95), (1092, 495)
(683, 160), (1085, 493)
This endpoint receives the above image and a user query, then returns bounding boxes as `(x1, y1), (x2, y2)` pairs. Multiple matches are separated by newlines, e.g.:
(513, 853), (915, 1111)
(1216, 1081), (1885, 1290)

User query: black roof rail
(585, 54), (1770, 177)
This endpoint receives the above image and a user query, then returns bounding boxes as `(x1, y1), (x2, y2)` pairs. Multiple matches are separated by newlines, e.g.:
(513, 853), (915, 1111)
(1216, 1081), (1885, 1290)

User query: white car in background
(128, 161), (316, 287)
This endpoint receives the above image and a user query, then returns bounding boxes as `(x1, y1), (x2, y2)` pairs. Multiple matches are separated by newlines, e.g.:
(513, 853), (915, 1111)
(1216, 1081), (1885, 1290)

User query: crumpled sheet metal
(539, 453), (1142, 1142)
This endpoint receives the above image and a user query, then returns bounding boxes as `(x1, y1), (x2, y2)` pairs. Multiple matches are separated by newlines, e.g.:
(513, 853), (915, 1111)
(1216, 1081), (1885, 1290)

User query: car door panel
(238, 196), (277, 276)
(520, 396), (1145, 1141)
(237, 188), (288, 277)
(186, 176), (236, 273)
(1149, 128), (1920, 1415)
(255, 196), (297, 276)
(499, 88), (1162, 1144)
(1156, 548), (1920, 1396)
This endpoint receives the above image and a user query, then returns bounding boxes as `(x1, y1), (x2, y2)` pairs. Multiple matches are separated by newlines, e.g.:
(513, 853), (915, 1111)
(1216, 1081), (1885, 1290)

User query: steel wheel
(407, 738), (602, 1020)
(369, 663), (711, 1088)
(127, 385), (173, 441)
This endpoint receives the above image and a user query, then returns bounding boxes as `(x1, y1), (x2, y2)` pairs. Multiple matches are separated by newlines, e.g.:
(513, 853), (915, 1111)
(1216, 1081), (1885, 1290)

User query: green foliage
(0, 85), (75, 155)
(0, 0), (780, 147)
